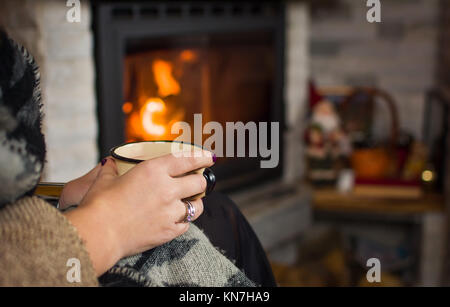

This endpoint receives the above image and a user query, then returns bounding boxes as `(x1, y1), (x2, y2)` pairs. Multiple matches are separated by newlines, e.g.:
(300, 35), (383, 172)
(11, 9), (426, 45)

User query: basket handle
(344, 87), (399, 148)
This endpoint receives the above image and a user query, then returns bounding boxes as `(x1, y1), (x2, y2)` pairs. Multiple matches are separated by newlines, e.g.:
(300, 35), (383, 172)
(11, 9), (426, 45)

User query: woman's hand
(64, 151), (214, 276)
(59, 163), (103, 209)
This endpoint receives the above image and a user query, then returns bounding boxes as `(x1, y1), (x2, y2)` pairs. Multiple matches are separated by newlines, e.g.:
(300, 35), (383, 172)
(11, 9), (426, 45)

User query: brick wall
(310, 0), (439, 139)
(284, 1), (310, 182)
(0, 0), (99, 182)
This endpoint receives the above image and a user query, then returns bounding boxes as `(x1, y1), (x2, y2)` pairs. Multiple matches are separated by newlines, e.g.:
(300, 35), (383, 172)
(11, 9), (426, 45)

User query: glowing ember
(152, 59), (181, 97)
(180, 50), (197, 62)
(122, 102), (133, 114)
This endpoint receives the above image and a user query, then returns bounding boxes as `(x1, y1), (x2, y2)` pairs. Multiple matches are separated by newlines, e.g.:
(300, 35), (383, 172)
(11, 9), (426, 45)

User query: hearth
(94, 1), (285, 191)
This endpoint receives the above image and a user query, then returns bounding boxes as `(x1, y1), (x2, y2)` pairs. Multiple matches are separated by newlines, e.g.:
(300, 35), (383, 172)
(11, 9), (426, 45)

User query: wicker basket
(344, 88), (400, 179)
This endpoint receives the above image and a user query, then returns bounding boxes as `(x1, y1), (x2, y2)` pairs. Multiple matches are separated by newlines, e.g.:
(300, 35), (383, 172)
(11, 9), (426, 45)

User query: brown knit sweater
(0, 196), (98, 286)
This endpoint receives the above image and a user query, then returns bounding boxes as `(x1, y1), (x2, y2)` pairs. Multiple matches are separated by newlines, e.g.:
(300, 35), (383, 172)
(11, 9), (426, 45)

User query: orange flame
(125, 97), (184, 141)
(152, 60), (180, 97)
(124, 57), (185, 142)
(141, 98), (166, 136)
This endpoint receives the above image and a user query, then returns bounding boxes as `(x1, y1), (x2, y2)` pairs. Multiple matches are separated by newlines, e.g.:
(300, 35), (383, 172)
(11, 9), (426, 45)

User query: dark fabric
(194, 192), (277, 287)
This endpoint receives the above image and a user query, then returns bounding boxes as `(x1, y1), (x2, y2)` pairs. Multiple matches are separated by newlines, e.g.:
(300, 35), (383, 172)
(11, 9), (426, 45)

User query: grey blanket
(99, 224), (256, 287)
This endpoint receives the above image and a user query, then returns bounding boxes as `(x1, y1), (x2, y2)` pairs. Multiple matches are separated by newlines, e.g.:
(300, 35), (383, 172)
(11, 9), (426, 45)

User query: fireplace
(0, 0), (309, 266)
(94, 1), (285, 191)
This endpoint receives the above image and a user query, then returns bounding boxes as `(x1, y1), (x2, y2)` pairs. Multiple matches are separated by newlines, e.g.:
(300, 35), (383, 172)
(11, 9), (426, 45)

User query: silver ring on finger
(183, 200), (196, 223)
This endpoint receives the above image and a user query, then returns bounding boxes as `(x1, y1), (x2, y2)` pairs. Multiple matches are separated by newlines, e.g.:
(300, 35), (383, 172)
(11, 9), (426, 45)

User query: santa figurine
(305, 98), (351, 184)
(311, 99), (341, 135)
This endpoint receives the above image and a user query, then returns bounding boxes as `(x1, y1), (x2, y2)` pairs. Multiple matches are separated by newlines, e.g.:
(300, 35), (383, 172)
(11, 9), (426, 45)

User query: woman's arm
(63, 202), (121, 276)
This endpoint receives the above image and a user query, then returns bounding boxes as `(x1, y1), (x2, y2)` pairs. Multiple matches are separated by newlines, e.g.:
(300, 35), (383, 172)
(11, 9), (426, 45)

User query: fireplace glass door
(95, 1), (285, 191)
(123, 31), (274, 145)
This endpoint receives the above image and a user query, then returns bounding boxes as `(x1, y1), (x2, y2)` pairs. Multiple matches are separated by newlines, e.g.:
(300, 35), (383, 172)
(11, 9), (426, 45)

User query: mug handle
(203, 168), (216, 195)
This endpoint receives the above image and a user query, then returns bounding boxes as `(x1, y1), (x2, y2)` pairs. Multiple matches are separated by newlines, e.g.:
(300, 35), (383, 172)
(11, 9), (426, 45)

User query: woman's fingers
(161, 151), (215, 177)
(96, 157), (118, 182)
(80, 161), (103, 182)
(174, 198), (204, 224)
(59, 160), (106, 209)
(173, 173), (207, 199)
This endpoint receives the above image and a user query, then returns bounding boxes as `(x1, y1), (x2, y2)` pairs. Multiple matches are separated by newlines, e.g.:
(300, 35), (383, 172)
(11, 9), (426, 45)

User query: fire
(124, 57), (185, 141)
(125, 96), (184, 141)
(152, 59), (180, 97)
(141, 98), (166, 136)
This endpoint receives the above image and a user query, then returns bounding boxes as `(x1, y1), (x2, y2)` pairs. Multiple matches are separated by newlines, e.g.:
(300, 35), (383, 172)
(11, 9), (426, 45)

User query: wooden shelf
(313, 188), (445, 215)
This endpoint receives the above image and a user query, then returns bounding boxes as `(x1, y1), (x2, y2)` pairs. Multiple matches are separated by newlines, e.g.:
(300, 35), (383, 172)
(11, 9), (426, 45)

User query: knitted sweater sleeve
(0, 196), (98, 286)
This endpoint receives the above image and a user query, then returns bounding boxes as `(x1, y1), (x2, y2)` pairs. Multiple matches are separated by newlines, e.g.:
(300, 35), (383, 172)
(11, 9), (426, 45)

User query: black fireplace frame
(93, 1), (286, 192)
